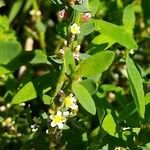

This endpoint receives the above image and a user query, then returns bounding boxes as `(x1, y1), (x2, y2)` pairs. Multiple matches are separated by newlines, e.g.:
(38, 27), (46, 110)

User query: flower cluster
(64, 94), (78, 110)
(2, 117), (16, 132)
(49, 1), (92, 132)
(49, 93), (78, 129)
(82, 12), (92, 22)
(29, 9), (41, 17)
(50, 111), (67, 129)
(58, 9), (66, 19)
(70, 23), (80, 35)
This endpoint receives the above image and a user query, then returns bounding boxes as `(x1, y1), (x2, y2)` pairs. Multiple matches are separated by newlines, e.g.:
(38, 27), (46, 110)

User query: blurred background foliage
(0, 0), (150, 149)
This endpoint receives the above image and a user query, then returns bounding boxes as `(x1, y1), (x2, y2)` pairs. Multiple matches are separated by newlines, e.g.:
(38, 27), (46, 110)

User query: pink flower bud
(82, 12), (92, 22)
(58, 9), (67, 19)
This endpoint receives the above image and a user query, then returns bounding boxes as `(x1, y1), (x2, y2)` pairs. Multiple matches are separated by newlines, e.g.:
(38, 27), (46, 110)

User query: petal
(71, 104), (78, 110)
(71, 97), (77, 102)
(51, 121), (57, 127)
(62, 117), (67, 122)
(58, 123), (64, 129)
(57, 111), (62, 116)
(63, 111), (69, 117)
(70, 93), (73, 97)
(50, 115), (54, 119)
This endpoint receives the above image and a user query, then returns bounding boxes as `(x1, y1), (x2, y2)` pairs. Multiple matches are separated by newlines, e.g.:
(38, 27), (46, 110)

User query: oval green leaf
(123, 4), (135, 32)
(12, 82), (37, 104)
(94, 20), (138, 49)
(64, 48), (75, 75)
(78, 51), (115, 77)
(72, 82), (96, 115)
(126, 55), (145, 118)
(102, 113), (116, 136)
(0, 41), (22, 65)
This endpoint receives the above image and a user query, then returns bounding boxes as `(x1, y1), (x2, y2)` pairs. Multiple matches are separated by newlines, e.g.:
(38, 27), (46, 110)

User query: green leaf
(12, 82), (37, 104)
(0, 16), (16, 41)
(0, 41), (22, 65)
(80, 22), (95, 36)
(126, 55), (145, 118)
(94, 20), (138, 49)
(8, 0), (24, 23)
(0, 0), (5, 8)
(0, 66), (10, 76)
(78, 51), (114, 77)
(42, 94), (52, 105)
(72, 1), (89, 12)
(118, 102), (137, 121)
(35, 20), (46, 33)
(56, 23), (68, 39)
(80, 79), (97, 95)
(142, 0), (150, 25)
(51, 66), (66, 99)
(102, 113), (116, 136)
(89, 0), (99, 15)
(145, 92), (150, 105)
(100, 84), (123, 93)
(72, 82), (96, 115)
(30, 50), (47, 64)
(123, 4), (135, 33)
(64, 48), (75, 75)
(92, 34), (114, 48)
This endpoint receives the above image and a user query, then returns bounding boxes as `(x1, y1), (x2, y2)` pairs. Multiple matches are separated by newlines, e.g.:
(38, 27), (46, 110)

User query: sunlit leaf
(102, 113), (116, 136)
(123, 3), (135, 33)
(94, 20), (138, 49)
(126, 55), (145, 118)
(0, 41), (22, 65)
(72, 82), (96, 115)
(78, 51), (114, 77)
(12, 82), (37, 104)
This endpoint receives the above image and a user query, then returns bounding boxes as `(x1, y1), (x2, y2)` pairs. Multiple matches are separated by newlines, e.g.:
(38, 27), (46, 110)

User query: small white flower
(63, 111), (70, 117)
(6, 103), (11, 108)
(17, 133), (22, 137)
(30, 9), (36, 16)
(32, 128), (38, 132)
(50, 111), (66, 129)
(64, 40), (67, 46)
(129, 49), (134, 54)
(64, 94), (78, 110)
(2, 117), (12, 127)
(70, 23), (80, 35)
(76, 45), (81, 51)
(0, 106), (6, 112)
(20, 103), (25, 106)
(31, 124), (36, 129)
(60, 48), (65, 55)
(46, 129), (49, 134)
(36, 10), (41, 16)
(73, 52), (80, 60)
(29, 9), (41, 16)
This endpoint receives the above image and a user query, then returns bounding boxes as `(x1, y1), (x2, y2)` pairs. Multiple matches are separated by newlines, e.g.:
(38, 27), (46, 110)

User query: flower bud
(82, 12), (92, 22)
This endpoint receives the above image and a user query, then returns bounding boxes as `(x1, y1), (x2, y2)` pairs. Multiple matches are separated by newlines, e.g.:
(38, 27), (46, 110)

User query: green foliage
(72, 81), (96, 115)
(145, 92), (150, 105)
(94, 19), (138, 49)
(12, 81), (37, 104)
(102, 113), (116, 136)
(78, 51), (115, 77)
(64, 48), (75, 75)
(123, 3), (135, 33)
(126, 55), (145, 118)
(0, 0), (150, 149)
(0, 16), (16, 40)
(0, 41), (21, 64)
